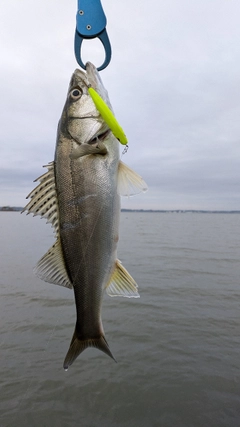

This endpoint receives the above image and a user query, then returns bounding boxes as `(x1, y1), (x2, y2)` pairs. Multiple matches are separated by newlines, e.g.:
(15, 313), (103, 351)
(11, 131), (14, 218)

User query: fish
(23, 62), (147, 370)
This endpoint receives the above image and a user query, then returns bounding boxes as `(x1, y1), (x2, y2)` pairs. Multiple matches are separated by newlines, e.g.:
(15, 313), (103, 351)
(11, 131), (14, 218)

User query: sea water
(0, 212), (240, 427)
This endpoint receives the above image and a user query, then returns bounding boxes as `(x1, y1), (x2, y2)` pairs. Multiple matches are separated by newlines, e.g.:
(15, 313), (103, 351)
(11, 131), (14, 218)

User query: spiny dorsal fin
(105, 260), (139, 298)
(34, 240), (72, 289)
(117, 161), (148, 197)
(22, 162), (59, 236)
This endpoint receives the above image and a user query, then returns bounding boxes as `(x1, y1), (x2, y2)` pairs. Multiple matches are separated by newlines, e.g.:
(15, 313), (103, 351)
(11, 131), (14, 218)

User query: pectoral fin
(117, 161), (148, 196)
(105, 260), (139, 298)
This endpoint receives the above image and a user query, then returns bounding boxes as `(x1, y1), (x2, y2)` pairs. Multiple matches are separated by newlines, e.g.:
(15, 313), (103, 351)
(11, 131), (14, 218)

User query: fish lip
(88, 128), (111, 145)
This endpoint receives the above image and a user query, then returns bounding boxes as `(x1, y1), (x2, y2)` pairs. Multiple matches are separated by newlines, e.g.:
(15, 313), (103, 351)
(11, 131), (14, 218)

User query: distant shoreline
(122, 209), (240, 214)
(1, 207), (240, 214)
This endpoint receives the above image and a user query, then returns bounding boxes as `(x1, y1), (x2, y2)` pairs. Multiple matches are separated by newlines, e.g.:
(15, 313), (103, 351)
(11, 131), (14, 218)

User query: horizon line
(1, 206), (240, 214)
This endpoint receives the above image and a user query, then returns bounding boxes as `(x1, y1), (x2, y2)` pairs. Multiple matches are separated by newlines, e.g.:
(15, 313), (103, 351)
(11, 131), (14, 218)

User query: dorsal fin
(22, 162), (59, 236)
(23, 162), (72, 289)
(34, 240), (72, 289)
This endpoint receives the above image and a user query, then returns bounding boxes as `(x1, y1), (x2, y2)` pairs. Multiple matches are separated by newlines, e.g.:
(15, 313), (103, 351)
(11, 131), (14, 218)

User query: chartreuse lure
(88, 86), (128, 145)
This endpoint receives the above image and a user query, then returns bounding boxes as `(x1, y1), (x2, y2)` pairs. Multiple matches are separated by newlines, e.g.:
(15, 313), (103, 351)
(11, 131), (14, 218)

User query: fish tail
(63, 326), (116, 370)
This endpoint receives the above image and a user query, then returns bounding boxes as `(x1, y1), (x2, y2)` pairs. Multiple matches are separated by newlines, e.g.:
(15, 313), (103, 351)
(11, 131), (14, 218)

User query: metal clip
(75, 0), (112, 71)
(122, 145), (129, 156)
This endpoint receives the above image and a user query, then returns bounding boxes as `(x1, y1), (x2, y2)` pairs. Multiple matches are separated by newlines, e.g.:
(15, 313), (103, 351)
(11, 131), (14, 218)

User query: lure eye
(70, 88), (82, 100)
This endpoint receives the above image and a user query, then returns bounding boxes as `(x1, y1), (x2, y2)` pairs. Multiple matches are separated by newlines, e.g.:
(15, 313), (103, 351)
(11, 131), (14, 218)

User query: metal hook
(74, 0), (112, 71)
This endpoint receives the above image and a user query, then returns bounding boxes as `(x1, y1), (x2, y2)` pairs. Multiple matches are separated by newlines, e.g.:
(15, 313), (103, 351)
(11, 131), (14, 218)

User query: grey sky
(1, 0), (240, 209)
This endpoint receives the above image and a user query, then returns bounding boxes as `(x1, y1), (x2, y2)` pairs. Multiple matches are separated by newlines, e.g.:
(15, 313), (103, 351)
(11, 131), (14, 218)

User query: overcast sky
(1, 0), (240, 210)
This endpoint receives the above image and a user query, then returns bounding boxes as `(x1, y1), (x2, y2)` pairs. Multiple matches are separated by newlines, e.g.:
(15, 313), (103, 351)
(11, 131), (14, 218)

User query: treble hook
(75, 0), (112, 71)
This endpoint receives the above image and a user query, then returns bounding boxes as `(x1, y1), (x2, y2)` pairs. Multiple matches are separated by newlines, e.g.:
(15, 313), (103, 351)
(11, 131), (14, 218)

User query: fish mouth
(88, 129), (111, 145)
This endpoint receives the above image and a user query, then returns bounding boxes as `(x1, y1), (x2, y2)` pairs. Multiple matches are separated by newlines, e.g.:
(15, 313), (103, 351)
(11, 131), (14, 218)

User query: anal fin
(105, 260), (139, 298)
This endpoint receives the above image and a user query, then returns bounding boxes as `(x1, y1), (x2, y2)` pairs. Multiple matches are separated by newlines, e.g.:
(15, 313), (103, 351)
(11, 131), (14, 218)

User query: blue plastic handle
(76, 0), (106, 36)
(75, 0), (112, 71)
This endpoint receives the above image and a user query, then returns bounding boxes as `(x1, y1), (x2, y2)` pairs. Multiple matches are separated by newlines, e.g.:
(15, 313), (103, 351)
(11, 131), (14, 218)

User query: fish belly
(55, 135), (120, 336)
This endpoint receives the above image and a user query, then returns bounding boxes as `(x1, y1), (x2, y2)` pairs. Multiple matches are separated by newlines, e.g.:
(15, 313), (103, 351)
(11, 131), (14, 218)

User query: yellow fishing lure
(88, 86), (128, 145)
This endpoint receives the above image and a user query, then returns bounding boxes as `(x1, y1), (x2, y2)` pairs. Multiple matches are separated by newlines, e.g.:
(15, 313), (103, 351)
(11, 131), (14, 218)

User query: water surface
(0, 212), (240, 426)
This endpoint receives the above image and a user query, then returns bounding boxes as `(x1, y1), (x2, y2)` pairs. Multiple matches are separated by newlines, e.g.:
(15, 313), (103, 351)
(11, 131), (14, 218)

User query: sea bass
(23, 62), (147, 370)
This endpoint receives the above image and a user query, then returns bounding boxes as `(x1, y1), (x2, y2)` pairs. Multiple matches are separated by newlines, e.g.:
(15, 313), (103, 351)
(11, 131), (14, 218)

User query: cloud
(1, 0), (240, 209)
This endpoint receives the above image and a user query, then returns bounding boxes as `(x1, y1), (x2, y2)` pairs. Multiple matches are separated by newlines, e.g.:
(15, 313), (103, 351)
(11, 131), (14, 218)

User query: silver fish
(23, 62), (147, 369)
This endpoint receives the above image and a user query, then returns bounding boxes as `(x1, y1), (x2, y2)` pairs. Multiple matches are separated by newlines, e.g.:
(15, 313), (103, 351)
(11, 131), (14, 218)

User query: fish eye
(70, 88), (82, 100)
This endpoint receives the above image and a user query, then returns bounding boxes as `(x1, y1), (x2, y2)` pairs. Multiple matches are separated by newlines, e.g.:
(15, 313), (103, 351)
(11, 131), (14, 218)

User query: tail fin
(63, 327), (116, 370)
